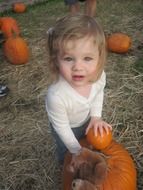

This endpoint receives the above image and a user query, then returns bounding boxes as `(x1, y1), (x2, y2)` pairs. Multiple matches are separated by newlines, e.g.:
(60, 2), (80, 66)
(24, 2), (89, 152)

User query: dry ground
(0, 0), (143, 189)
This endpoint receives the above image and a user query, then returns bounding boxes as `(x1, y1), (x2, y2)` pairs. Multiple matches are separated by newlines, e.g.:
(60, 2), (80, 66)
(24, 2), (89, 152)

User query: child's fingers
(85, 123), (92, 134)
(104, 125), (110, 134)
(102, 124), (112, 135)
(94, 124), (112, 137)
(108, 124), (112, 130)
(105, 124), (112, 133)
(93, 125), (99, 136)
(98, 125), (104, 137)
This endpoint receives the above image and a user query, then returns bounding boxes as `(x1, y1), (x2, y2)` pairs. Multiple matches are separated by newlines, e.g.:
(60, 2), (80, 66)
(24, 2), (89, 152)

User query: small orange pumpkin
(86, 128), (112, 150)
(13, 3), (27, 13)
(107, 33), (132, 53)
(0, 17), (20, 38)
(4, 36), (29, 65)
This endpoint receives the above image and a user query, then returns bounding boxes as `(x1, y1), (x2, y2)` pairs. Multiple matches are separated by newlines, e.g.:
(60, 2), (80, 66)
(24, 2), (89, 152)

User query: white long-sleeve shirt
(45, 71), (106, 153)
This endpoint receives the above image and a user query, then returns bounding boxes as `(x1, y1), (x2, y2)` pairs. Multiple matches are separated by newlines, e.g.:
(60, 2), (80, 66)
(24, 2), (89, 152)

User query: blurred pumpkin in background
(107, 33), (132, 53)
(4, 36), (29, 65)
(13, 3), (27, 13)
(0, 17), (20, 38)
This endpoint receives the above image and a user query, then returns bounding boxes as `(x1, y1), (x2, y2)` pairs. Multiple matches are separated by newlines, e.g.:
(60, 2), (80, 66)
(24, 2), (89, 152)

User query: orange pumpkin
(4, 36), (29, 65)
(86, 128), (112, 150)
(0, 17), (20, 38)
(0, 20), (2, 28)
(107, 33), (132, 53)
(63, 139), (137, 190)
(13, 3), (27, 13)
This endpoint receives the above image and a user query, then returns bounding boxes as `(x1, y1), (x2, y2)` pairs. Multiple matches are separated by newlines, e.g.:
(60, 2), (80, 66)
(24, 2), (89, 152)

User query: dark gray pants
(64, 0), (86, 5)
(50, 118), (90, 163)
(64, 0), (78, 5)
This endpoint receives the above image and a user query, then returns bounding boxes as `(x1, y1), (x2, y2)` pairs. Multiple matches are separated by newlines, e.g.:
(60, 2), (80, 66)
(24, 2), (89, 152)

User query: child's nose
(72, 60), (83, 70)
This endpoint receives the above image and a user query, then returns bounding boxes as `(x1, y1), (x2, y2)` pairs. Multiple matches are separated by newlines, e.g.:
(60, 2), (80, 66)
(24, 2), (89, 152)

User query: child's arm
(46, 93), (82, 154)
(90, 71), (106, 118)
(88, 71), (112, 136)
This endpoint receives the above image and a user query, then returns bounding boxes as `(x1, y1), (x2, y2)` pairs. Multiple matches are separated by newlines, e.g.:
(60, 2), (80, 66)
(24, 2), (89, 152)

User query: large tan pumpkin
(0, 17), (20, 38)
(62, 139), (137, 190)
(107, 33), (132, 53)
(4, 36), (29, 65)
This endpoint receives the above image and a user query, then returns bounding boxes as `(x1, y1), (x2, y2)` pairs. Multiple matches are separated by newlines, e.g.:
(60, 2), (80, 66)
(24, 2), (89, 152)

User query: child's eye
(84, 57), (93, 61)
(63, 57), (73, 62)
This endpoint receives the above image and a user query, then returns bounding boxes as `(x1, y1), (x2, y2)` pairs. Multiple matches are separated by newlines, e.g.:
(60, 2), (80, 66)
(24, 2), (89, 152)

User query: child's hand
(85, 117), (112, 137)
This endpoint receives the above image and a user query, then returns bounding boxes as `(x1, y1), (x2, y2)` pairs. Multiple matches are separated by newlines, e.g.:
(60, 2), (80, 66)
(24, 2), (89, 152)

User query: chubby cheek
(87, 67), (98, 81)
(59, 64), (72, 78)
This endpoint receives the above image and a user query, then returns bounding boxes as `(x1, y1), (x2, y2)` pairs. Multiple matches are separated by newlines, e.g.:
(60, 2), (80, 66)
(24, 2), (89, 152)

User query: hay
(0, 0), (143, 189)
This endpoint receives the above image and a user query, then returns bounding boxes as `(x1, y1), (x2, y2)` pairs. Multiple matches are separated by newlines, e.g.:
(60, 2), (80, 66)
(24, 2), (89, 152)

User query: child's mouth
(72, 75), (84, 81)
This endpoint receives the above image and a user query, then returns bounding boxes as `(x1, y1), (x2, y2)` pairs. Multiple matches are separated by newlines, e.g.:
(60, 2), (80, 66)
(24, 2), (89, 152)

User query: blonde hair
(47, 14), (107, 82)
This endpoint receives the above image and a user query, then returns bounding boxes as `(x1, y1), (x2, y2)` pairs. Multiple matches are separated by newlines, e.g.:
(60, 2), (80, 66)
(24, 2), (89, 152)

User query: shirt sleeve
(45, 91), (81, 154)
(90, 71), (106, 117)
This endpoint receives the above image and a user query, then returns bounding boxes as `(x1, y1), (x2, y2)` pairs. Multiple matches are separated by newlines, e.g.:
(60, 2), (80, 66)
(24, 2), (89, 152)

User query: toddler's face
(57, 35), (99, 88)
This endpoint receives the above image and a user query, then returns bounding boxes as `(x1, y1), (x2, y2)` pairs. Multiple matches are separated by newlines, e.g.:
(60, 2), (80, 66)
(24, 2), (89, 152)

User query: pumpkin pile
(63, 129), (137, 190)
(106, 32), (132, 53)
(0, 16), (29, 65)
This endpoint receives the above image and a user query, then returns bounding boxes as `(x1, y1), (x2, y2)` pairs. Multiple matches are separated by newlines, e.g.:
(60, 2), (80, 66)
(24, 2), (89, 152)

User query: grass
(0, 0), (143, 189)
